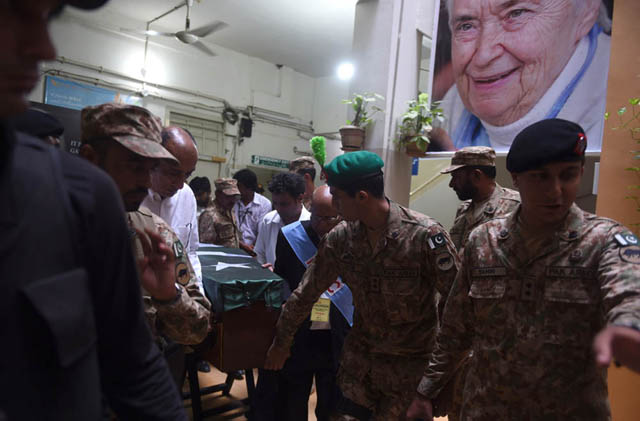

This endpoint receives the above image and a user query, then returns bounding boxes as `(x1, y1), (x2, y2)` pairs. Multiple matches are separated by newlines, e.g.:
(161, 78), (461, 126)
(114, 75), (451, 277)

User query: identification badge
(310, 298), (330, 322)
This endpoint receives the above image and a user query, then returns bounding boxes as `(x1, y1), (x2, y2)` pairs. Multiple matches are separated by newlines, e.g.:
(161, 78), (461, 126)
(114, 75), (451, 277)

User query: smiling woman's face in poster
(430, 0), (613, 153)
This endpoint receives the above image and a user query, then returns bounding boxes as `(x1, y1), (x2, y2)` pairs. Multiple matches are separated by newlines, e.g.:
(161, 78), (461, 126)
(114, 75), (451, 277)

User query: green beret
(324, 151), (384, 187)
(507, 118), (587, 173)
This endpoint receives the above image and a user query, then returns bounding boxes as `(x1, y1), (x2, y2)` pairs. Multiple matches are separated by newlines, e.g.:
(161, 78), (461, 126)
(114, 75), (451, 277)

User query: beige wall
(596, 0), (640, 419)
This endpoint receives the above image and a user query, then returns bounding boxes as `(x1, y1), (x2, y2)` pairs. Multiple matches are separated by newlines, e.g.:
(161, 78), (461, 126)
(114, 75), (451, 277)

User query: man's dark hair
(233, 168), (259, 191)
(467, 165), (496, 179)
(294, 167), (316, 183)
(338, 173), (385, 199)
(268, 172), (305, 198)
(189, 176), (211, 194)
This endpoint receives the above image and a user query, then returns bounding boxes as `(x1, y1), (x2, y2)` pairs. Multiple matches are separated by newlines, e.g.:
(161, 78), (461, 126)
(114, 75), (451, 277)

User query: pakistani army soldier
(80, 103), (211, 348)
(266, 151), (459, 420)
(198, 178), (243, 248)
(442, 146), (520, 253)
(407, 119), (640, 420)
(439, 146), (519, 418)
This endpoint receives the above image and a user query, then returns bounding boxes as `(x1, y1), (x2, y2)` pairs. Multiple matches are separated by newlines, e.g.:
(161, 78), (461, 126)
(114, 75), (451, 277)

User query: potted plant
(340, 92), (384, 151)
(605, 96), (640, 233)
(395, 92), (445, 157)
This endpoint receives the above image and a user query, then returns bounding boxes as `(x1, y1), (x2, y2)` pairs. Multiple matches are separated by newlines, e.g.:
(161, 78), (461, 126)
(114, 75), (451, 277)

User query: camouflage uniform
(198, 199), (241, 247)
(417, 204), (640, 420)
(450, 185), (520, 252)
(198, 178), (241, 248)
(128, 206), (211, 346)
(274, 201), (459, 420)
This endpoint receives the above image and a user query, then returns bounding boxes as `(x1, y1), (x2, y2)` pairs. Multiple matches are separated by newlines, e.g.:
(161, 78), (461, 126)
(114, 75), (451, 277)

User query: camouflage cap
(441, 146), (496, 174)
(289, 156), (316, 172)
(81, 103), (178, 164)
(215, 178), (241, 196)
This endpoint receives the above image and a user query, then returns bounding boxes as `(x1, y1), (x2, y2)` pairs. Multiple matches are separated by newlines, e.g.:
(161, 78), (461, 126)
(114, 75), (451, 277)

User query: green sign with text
(251, 155), (290, 169)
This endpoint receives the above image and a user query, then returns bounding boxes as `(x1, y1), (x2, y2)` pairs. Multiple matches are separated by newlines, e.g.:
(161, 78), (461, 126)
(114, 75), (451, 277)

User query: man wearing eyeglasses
(142, 126), (202, 291)
(272, 185), (350, 421)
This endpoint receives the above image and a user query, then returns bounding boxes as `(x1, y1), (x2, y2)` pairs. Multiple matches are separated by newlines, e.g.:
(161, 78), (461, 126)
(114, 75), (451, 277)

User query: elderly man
(142, 126), (202, 287)
(274, 186), (351, 421)
(0, 0), (186, 419)
(407, 119), (640, 420)
(442, 146), (520, 253)
(289, 156), (317, 210)
(437, 0), (609, 152)
(80, 103), (211, 349)
(266, 151), (459, 420)
(199, 178), (243, 248)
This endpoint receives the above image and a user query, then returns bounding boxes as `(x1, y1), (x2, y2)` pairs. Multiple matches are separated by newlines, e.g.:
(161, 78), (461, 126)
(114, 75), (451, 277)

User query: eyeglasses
(312, 214), (341, 223)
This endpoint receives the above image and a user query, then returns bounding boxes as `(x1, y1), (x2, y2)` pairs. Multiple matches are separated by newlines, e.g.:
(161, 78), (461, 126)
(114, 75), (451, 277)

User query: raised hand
(136, 228), (178, 301)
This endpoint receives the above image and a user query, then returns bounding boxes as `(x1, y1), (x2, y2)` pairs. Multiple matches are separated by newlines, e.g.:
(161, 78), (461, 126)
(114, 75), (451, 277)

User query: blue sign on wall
(411, 157), (419, 175)
(44, 76), (141, 110)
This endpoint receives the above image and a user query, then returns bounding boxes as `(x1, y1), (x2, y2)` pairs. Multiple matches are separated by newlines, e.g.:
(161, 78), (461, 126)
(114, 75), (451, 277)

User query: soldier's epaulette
(400, 218), (426, 226)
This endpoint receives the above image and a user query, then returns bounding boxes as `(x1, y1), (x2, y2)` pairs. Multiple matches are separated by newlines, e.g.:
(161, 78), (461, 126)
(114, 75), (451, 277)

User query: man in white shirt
(142, 126), (202, 288)
(254, 172), (310, 266)
(233, 169), (272, 250)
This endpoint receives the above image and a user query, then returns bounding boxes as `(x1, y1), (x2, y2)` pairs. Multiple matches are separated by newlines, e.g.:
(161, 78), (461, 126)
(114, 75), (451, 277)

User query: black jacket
(274, 220), (350, 371)
(0, 126), (186, 420)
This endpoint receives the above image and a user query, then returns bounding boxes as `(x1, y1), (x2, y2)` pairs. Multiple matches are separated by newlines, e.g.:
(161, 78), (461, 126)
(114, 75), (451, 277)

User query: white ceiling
(72, 0), (357, 78)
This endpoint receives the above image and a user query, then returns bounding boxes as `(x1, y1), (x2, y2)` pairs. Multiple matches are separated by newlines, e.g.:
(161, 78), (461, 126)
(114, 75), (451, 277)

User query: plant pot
(405, 141), (428, 157)
(339, 125), (365, 151)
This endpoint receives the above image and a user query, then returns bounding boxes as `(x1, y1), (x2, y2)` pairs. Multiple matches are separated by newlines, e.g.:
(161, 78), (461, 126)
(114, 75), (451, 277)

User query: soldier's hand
(262, 263), (274, 272)
(593, 325), (640, 373)
(406, 393), (434, 420)
(264, 340), (289, 370)
(136, 228), (178, 301)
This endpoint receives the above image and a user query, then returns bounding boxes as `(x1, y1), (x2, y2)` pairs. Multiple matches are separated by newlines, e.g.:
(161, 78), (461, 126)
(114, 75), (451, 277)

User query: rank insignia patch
(620, 246), (640, 264)
(175, 262), (190, 285)
(436, 252), (454, 271)
(428, 233), (446, 249)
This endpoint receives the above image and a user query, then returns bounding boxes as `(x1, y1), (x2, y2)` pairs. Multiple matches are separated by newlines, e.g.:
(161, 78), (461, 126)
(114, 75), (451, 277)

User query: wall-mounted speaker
(239, 117), (253, 138)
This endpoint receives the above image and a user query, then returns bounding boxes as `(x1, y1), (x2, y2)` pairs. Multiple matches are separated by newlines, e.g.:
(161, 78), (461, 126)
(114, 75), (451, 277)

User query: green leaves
(395, 92), (445, 151)
(342, 92), (385, 128)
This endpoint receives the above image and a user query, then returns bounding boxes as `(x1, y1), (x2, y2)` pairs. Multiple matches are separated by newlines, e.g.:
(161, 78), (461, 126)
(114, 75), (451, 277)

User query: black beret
(507, 119), (587, 173)
(66, 0), (109, 9)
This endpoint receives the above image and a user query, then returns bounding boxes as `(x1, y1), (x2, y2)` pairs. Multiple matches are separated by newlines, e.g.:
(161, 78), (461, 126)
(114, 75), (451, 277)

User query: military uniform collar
(353, 199), (402, 241)
(558, 204), (584, 241)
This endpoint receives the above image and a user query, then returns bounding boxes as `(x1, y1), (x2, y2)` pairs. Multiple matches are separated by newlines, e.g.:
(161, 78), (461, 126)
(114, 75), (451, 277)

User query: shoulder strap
(281, 221), (317, 267)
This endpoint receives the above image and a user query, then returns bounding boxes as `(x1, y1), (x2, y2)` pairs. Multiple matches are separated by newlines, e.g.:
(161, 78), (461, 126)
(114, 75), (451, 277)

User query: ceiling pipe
(44, 62), (314, 133)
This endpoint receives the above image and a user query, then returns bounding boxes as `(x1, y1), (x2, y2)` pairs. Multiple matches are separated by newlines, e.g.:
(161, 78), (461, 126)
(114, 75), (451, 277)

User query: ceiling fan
(122, 0), (228, 57)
